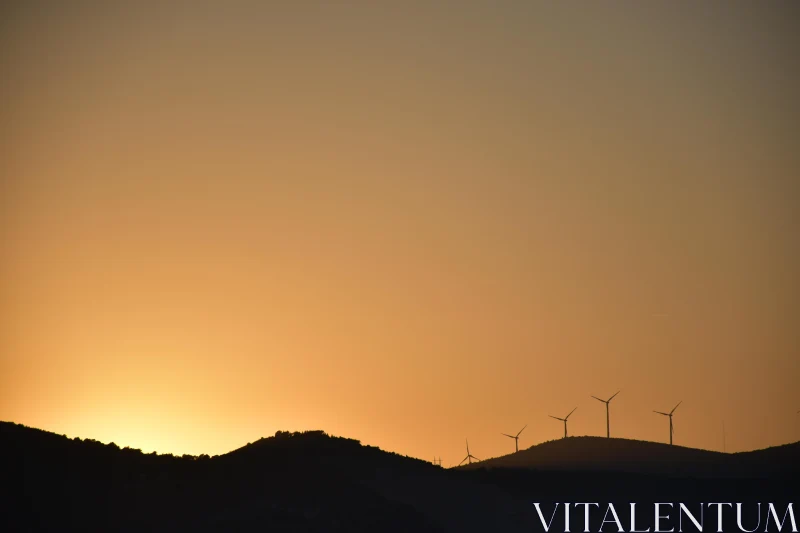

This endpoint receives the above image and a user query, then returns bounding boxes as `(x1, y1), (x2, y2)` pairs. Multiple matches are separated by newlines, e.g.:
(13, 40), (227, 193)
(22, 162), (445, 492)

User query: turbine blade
(516, 424), (527, 437)
(501, 433), (515, 439)
(671, 400), (682, 414)
(609, 390), (621, 402)
(549, 415), (564, 421)
(459, 456), (468, 466)
(566, 407), (577, 419)
(591, 395), (605, 403)
(654, 411), (669, 416)
(472, 456), (480, 461)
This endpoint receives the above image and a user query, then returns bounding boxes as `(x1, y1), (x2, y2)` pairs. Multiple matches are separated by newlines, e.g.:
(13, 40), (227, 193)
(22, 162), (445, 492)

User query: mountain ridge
(2, 421), (797, 532)
(457, 435), (800, 478)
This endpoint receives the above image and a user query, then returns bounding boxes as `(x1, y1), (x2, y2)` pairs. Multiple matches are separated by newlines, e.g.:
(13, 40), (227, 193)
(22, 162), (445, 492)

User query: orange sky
(1, 2), (799, 465)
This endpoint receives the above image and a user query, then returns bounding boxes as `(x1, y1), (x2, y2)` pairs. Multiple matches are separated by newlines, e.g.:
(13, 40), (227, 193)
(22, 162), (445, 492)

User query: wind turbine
(458, 439), (479, 465)
(501, 424), (527, 453)
(549, 407), (577, 438)
(653, 401), (682, 445)
(591, 390), (621, 438)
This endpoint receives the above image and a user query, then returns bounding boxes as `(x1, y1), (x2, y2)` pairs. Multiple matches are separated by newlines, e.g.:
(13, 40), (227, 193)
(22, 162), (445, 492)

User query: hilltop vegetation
(0, 423), (446, 532)
(1, 422), (796, 532)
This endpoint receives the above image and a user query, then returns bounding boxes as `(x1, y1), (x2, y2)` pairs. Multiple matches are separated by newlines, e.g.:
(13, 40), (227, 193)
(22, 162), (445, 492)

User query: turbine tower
(458, 439), (479, 465)
(501, 424), (527, 453)
(549, 407), (577, 439)
(591, 390), (621, 438)
(653, 401), (682, 445)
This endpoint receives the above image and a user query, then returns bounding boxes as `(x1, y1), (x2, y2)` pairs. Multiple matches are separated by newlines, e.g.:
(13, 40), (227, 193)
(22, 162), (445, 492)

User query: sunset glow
(1, 2), (798, 466)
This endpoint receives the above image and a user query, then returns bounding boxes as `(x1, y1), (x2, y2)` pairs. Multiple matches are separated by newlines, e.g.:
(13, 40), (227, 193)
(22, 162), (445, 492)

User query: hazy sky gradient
(2, 1), (799, 464)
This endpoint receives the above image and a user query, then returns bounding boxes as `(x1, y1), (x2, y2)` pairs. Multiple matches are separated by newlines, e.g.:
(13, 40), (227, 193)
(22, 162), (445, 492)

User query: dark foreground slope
(0, 422), (528, 532)
(1, 422), (797, 533)
(452, 437), (797, 532)
(458, 436), (800, 478)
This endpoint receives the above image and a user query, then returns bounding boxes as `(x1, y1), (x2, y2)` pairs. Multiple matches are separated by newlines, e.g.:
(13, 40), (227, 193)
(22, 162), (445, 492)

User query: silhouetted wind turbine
(549, 407), (577, 438)
(653, 401), (682, 445)
(501, 424), (527, 453)
(459, 439), (479, 465)
(591, 390), (620, 438)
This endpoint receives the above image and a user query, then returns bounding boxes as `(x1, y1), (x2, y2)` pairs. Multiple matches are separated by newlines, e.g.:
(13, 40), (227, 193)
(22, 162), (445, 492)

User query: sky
(1, 1), (799, 465)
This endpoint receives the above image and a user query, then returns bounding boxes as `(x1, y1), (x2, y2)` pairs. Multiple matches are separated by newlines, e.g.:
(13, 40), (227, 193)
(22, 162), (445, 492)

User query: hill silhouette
(1, 422), (797, 532)
(457, 436), (800, 478)
(0, 422), (532, 531)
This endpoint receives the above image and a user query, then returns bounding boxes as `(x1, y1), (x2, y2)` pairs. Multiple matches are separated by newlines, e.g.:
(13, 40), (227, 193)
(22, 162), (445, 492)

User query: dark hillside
(0, 423), (444, 532)
(457, 436), (800, 478)
(0, 422), (528, 532)
(1, 422), (797, 532)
